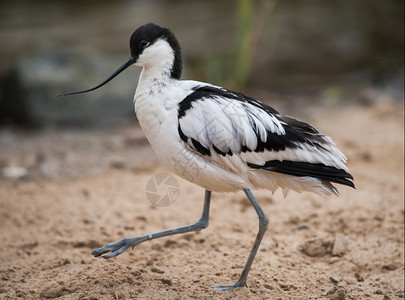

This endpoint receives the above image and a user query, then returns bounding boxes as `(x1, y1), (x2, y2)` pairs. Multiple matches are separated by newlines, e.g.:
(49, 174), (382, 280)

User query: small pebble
(298, 234), (333, 257)
(332, 233), (347, 256)
(330, 275), (340, 284)
(329, 257), (340, 264)
(164, 240), (178, 247)
(109, 156), (126, 169)
(382, 262), (400, 271)
(298, 223), (310, 230)
(151, 267), (164, 274)
(145, 260), (153, 266)
(326, 287), (337, 295)
(193, 278), (200, 283)
(329, 288), (346, 300)
(40, 285), (64, 299)
(151, 244), (161, 250)
(354, 272), (364, 282)
(343, 277), (356, 285)
(160, 278), (172, 286)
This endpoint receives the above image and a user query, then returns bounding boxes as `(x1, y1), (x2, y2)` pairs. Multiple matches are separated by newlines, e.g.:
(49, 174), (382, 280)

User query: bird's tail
(248, 160), (355, 195)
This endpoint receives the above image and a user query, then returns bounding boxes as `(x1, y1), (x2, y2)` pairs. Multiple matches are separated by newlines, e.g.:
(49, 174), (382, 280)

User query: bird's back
(169, 83), (353, 193)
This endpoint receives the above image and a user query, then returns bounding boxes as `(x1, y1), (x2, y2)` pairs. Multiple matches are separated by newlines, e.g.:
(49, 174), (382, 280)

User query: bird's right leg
(91, 190), (212, 259)
(211, 189), (269, 291)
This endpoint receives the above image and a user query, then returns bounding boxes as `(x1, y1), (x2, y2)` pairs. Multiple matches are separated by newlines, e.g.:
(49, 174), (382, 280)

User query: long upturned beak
(58, 56), (137, 96)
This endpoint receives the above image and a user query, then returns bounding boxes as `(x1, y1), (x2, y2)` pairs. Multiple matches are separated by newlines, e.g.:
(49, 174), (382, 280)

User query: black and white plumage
(61, 23), (354, 291)
(176, 84), (353, 195)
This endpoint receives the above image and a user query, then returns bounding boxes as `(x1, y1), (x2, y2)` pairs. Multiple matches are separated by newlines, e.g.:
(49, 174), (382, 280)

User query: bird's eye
(140, 40), (149, 48)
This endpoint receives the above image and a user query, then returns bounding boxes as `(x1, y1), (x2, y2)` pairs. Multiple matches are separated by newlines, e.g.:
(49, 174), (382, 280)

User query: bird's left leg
(211, 189), (269, 291)
(91, 190), (212, 259)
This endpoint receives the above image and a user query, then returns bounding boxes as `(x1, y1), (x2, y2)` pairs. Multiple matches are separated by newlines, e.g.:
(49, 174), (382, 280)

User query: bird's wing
(177, 85), (349, 174)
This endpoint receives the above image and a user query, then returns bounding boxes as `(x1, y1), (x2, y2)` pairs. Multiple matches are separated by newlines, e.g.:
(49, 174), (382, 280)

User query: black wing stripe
(178, 125), (188, 143)
(191, 138), (211, 156)
(178, 85), (279, 119)
(248, 160), (355, 188)
(177, 85), (333, 157)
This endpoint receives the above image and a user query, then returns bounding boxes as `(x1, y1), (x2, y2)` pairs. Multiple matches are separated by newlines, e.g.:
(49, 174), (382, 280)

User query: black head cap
(58, 23), (182, 97)
(130, 23), (182, 79)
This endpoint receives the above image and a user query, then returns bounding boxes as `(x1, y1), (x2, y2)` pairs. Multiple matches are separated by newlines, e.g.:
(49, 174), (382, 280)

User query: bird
(60, 23), (355, 291)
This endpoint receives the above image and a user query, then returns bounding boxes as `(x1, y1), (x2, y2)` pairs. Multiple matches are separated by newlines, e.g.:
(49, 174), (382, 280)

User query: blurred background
(0, 0), (403, 182)
(0, 2), (404, 298)
(0, 0), (403, 128)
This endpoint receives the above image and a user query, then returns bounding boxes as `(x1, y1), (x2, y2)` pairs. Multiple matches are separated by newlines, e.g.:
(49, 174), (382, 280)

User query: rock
(326, 287), (337, 295)
(299, 234), (333, 257)
(145, 260), (153, 266)
(0, 49), (139, 127)
(160, 278), (172, 286)
(2, 165), (27, 179)
(342, 277), (356, 285)
(39, 284), (65, 299)
(329, 257), (340, 264)
(382, 262), (401, 271)
(109, 156), (126, 169)
(332, 234), (347, 256)
(164, 239), (178, 248)
(151, 267), (164, 274)
(298, 223), (310, 230)
(354, 272), (364, 282)
(329, 275), (340, 284)
(328, 288), (346, 300)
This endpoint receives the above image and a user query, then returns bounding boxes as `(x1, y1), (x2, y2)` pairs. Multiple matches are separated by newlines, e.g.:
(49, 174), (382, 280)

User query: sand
(0, 101), (403, 299)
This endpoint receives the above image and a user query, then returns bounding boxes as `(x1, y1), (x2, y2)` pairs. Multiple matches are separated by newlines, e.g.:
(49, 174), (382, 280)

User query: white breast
(134, 77), (191, 160)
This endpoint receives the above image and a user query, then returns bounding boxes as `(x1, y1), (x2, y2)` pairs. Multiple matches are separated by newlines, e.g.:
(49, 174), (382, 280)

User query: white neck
(133, 40), (178, 140)
(135, 39), (175, 88)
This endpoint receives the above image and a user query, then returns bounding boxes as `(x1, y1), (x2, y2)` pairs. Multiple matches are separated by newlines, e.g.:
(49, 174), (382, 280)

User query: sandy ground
(0, 101), (403, 299)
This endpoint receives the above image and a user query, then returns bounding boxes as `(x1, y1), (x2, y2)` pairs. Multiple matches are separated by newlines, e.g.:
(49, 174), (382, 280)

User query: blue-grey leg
(211, 189), (269, 291)
(92, 190), (212, 258)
